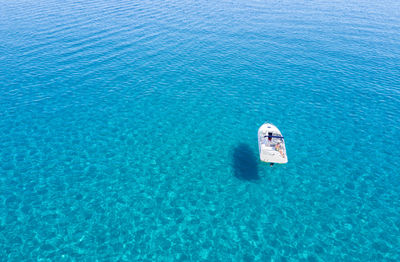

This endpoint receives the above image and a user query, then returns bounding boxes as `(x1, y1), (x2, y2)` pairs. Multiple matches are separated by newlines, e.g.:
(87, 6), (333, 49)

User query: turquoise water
(1, 0), (400, 260)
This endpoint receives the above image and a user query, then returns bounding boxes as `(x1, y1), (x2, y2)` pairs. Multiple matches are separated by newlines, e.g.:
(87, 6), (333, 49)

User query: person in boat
(275, 143), (285, 158)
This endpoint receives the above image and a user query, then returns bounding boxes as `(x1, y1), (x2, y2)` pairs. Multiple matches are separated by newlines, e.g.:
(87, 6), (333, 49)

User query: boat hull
(258, 123), (288, 164)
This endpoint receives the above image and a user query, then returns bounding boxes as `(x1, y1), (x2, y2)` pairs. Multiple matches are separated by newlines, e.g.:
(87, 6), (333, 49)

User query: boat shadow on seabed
(232, 143), (259, 181)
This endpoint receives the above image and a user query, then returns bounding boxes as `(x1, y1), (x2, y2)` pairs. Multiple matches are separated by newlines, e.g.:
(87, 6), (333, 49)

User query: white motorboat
(258, 123), (288, 164)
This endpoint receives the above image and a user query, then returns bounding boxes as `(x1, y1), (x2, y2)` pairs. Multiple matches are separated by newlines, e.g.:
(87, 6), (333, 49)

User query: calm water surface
(1, 0), (400, 260)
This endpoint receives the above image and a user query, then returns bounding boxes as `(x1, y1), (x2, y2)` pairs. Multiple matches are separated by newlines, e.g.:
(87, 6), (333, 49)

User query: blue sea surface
(1, 0), (400, 260)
